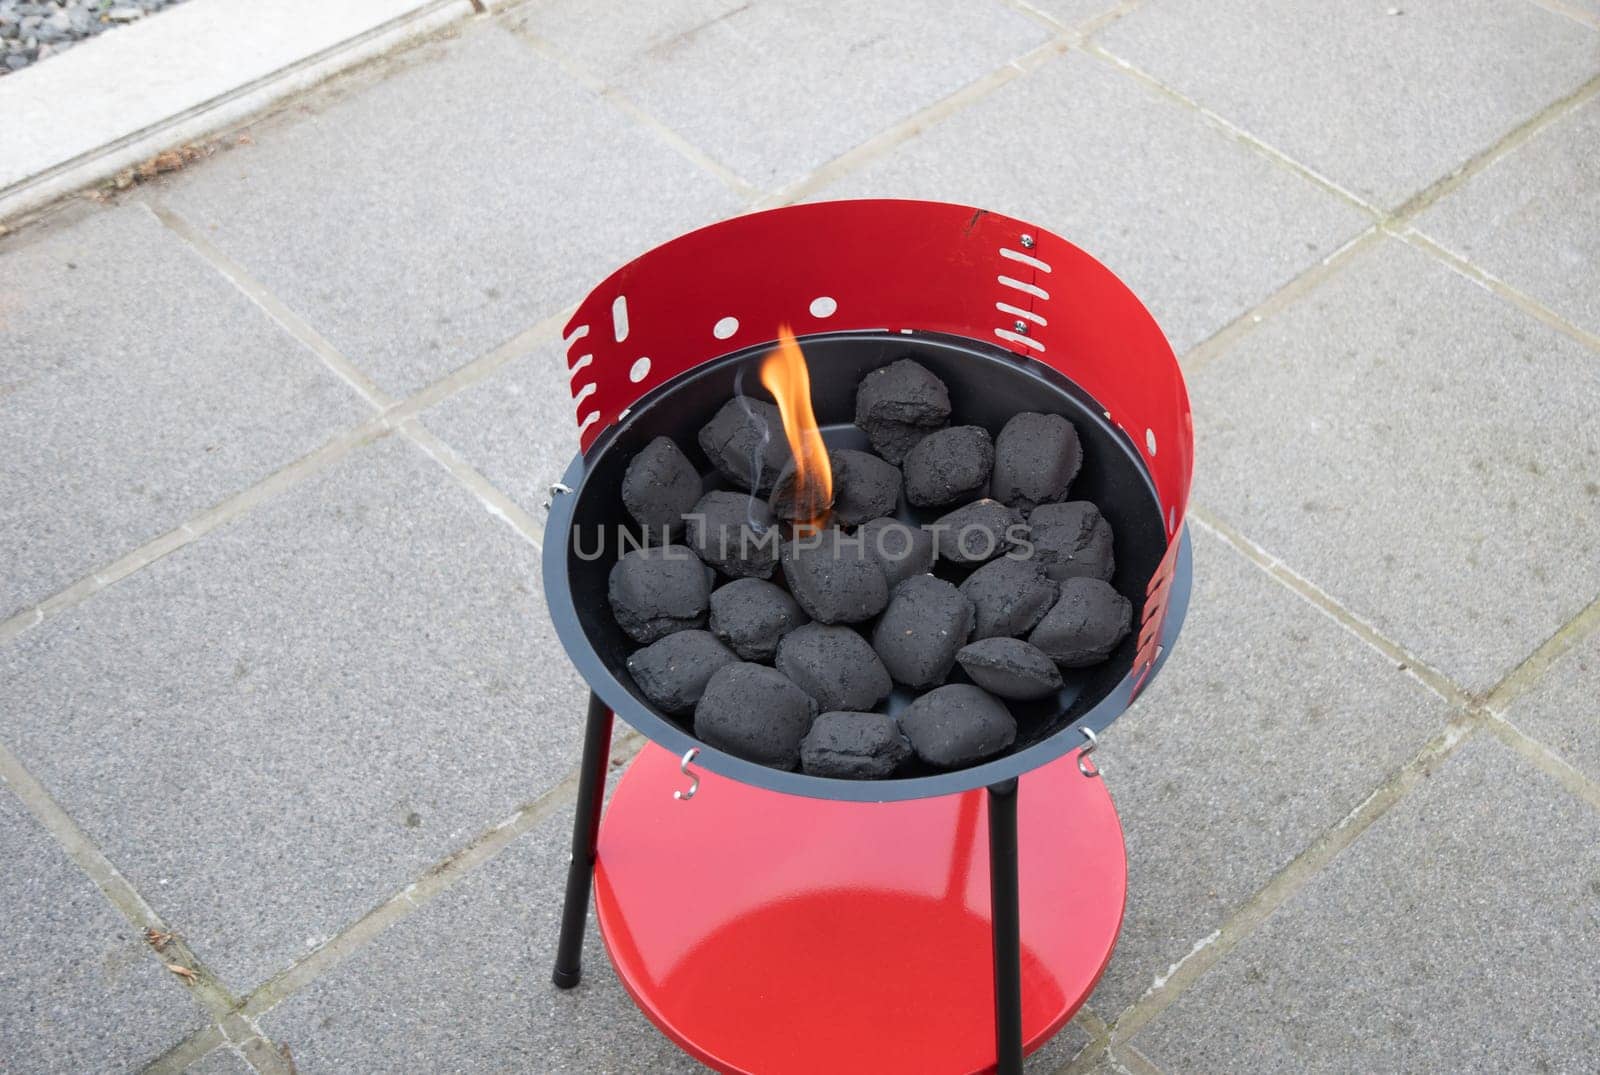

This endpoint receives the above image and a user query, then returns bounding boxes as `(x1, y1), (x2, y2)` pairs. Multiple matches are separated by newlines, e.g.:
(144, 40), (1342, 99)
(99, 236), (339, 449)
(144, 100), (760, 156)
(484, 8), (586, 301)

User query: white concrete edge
(0, 0), (475, 227)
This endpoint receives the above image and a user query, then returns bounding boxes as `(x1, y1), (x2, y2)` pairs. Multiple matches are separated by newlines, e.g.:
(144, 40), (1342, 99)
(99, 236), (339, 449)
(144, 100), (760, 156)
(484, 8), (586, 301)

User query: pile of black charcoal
(607, 358), (1132, 780)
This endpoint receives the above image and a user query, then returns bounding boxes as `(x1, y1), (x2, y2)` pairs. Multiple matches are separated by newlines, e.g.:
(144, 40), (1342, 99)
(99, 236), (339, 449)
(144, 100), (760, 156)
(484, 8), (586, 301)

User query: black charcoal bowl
(544, 330), (1191, 802)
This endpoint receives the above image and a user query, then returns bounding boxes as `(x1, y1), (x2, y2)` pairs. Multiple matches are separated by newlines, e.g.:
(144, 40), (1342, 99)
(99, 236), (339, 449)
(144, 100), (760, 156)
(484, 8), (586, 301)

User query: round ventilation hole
(809, 296), (837, 318)
(629, 356), (651, 383)
(713, 317), (739, 340)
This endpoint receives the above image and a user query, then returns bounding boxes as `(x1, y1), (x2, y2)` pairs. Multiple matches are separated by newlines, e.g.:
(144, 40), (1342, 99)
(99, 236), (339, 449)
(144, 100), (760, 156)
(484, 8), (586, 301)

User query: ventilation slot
(1000, 248), (1052, 273)
(997, 275), (1049, 301)
(994, 328), (1043, 352)
(611, 296), (629, 343)
(996, 301), (1046, 327)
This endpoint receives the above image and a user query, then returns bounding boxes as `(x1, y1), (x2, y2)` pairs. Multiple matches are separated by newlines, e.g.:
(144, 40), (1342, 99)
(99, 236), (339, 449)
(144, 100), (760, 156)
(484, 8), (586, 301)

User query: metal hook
(673, 748), (700, 801)
(542, 482), (572, 510)
(1076, 726), (1100, 779)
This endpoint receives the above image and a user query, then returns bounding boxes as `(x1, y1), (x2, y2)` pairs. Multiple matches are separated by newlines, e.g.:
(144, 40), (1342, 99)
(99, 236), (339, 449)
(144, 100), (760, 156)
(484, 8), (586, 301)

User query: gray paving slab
(1026, 1018), (1092, 1072)
(596, 0), (1051, 190)
(186, 1044), (253, 1075)
(1501, 624), (1600, 784)
(0, 781), (208, 1071)
(1415, 95), (1600, 339)
(0, 434), (590, 993)
(259, 805), (709, 1074)
(0, 204), (366, 622)
(1098, 0), (1600, 210)
(1189, 236), (1600, 693)
(422, 336), (579, 520)
(1021, 0), (1122, 30)
(159, 23), (744, 398)
(820, 50), (1370, 356)
(1132, 736), (1600, 1072)
(508, 0), (749, 73)
(1084, 526), (1449, 1018)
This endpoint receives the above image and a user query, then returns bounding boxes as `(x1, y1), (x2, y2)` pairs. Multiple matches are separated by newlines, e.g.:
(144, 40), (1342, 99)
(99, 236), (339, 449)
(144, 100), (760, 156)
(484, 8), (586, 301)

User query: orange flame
(760, 324), (833, 533)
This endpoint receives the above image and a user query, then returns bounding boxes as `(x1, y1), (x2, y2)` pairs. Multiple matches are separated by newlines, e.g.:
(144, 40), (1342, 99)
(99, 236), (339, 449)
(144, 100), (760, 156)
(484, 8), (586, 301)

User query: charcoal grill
(542, 199), (1193, 1074)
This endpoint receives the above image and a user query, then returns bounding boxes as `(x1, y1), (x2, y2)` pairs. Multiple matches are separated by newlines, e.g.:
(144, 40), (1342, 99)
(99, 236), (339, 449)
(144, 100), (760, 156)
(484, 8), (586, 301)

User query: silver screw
(1019, 234), (1035, 248)
(1013, 320), (1029, 334)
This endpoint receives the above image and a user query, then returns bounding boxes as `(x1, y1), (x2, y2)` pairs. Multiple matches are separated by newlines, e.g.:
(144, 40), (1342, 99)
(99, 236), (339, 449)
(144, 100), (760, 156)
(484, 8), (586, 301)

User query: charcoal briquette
(775, 623), (893, 712)
(954, 637), (1064, 701)
(607, 545), (711, 643)
(768, 451), (838, 523)
(902, 425), (994, 508)
(856, 517), (935, 590)
(870, 575), (974, 690)
(926, 499), (1024, 566)
(619, 436), (702, 540)
(697, 397), (793, 493)
(626, 630), (739, 715)
(1027, 501), (1115, 582)
(708, 578), (808, 662)
(990, 412), (1082, 510)
(899, 684), (1017, 769)
(830, 448), (901, 526)
(1028, 577), (1132, 667)
(694, 663), (817, 770)
(800, 711), (913, 779)
(958, 556), (1057, 639)
(781, 531), (889, 624)
(685, 490), (780, 579)
(854, 358), (952, 464)
(769, 444), (907, 529)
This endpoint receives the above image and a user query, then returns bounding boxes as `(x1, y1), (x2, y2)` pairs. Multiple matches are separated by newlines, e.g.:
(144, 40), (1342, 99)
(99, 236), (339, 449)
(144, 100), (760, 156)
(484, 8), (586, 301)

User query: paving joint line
(147, 201), (395, 411)
(1519, 0), (1600, 33)
(1389, 74), (1600, 222)
(1484, 591), (1600, 714)
(1392, 226), (1600, 359)
(1051, 1008), (1112, 1075)
(1097, 710), (1482, 1048)
(142, 1023), (229, 1074)
(995, 0), (1073, 32)
(398, 420), (545, 552)
(1178, 225), (1382, 374)
(0, 419), (394, 648)
(759, 32), (1078, 210)
(1078, 42), (1383, 218)
(1111, 1043), (1164, 1075)
(0, 740), (241, 1021)
(1482, 714), (1600, 813)
(228, 728), (646, 1024)
(1188, 507), (1469, 707)
(504, 23), (763, 203)
(1059, 1040), (1163, 1075)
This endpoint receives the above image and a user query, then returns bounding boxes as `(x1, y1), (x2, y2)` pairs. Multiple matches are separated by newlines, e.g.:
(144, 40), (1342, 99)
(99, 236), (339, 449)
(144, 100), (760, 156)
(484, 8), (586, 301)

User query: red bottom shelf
(594, 745), (1128, 1074)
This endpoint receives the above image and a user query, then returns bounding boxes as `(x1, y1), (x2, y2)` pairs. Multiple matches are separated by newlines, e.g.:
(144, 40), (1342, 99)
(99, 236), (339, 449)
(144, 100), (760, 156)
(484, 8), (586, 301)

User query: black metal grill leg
(552, 692), (614, 989)
(989, 778), (1023, 1075)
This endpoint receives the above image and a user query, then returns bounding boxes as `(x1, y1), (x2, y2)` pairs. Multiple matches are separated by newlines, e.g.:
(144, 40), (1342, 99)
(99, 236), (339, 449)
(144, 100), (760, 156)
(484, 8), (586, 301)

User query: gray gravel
(1, 0), (188, 76)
